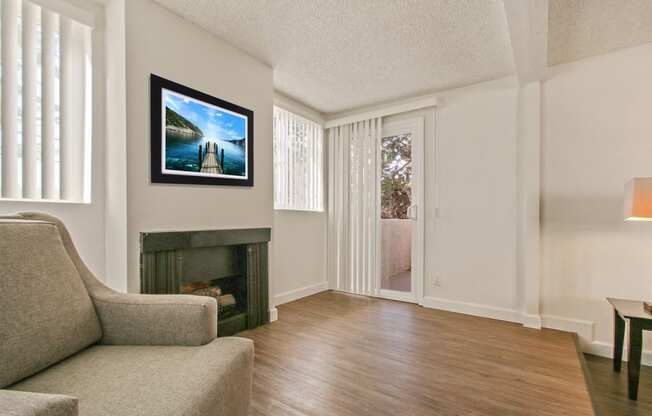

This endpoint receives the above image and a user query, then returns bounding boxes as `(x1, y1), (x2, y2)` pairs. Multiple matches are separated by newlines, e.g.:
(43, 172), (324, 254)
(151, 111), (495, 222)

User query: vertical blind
(327, 118), (381, 296)
(0, 0), (92, 201)
(273, 106), (324, 211)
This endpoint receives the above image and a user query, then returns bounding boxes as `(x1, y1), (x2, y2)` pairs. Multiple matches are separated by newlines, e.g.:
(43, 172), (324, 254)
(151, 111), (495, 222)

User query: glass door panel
(380, 132), (413, 293)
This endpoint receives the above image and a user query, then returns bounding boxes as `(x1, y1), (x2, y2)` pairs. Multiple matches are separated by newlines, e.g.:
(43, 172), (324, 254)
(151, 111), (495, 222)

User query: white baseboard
(584, 341), (652, 366)
(421, 298), (652, 365)
(419, 295), (652, 369)
(269, 307), (278, 322)
(541, 314), (595, 342)
(421, 296), (524, 324)
(541, 314), (652, 366)
(273, 281), (329, 307)
(522, 313), (542, 329)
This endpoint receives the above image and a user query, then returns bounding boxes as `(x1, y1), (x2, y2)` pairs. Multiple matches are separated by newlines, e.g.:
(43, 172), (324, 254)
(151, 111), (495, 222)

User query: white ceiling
(548, 0), (652, 65)
(153, 0), (515, 115)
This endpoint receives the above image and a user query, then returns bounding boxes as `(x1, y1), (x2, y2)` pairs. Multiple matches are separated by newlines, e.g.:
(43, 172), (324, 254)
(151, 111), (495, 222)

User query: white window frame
(273, 105), (324, 212)
(0, 0), (97, 203)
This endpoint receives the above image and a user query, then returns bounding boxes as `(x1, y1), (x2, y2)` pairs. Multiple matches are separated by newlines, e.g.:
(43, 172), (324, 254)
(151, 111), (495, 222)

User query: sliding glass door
(377, 117), (424, 303)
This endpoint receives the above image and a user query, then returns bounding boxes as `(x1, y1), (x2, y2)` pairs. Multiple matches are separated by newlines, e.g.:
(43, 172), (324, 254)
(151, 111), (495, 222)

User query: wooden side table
(608, 297), (652, 400)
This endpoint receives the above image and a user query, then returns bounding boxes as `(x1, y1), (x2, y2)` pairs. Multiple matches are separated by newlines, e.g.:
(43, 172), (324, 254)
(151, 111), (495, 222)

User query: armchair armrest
(0, 390), (78, 416)
(11, 212), (217, 346)
(93, 292), (217, 346)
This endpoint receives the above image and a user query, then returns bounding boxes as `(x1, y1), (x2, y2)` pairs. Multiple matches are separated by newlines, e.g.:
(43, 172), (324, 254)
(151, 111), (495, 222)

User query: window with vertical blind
(273, 106), (324, 211)
(0, 0), (92, 202)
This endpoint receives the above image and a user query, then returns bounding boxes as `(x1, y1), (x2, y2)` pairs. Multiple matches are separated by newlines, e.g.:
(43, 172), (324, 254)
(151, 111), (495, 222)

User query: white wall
(124, 0), (273, 292)
(422, 78), (521, 320)
(541, 43), (652, 360)
(516, 81), (542, 328)
(271, 93), (328, 307)
(271, 210), (327, 305)
(103, 0), (128, 291)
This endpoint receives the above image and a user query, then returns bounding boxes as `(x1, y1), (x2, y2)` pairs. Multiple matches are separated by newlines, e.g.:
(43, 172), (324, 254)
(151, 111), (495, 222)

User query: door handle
(408, 204), (418, 220)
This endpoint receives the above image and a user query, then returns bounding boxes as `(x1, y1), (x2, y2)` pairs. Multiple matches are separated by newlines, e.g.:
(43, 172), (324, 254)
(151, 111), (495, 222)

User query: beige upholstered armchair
(0, 212), (254, 416)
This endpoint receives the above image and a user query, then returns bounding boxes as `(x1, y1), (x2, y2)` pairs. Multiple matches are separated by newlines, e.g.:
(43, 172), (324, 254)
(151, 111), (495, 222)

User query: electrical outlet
(433, 274), (441, 287)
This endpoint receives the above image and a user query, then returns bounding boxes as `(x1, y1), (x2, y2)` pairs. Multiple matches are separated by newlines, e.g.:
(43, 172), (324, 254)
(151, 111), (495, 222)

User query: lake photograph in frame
(150, 75), (254, 186)
(163, 89), (247, 178)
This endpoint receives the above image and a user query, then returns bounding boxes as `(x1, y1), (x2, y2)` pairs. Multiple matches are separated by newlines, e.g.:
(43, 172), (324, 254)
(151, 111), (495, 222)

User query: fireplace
(140, 228), (271, 336)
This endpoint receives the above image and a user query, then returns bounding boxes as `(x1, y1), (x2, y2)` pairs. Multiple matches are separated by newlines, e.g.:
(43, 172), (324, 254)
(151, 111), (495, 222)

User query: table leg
(627, 320), (643, 401)
(613, 309), (625, 372)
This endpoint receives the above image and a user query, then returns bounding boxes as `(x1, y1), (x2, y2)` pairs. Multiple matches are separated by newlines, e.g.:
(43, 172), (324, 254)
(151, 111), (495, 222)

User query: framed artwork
(150, 74), (254, 186)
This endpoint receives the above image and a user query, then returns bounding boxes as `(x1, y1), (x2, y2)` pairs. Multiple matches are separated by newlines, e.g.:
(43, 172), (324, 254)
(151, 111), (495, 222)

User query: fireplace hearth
(140, 228), (271, 336)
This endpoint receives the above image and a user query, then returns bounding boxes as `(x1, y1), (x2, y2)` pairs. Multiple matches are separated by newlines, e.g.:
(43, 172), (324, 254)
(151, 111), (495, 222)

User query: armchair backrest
(0, 215), (102, 388)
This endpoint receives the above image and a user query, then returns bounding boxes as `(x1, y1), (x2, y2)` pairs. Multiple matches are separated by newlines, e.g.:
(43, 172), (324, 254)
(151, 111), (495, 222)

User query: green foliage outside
(381, 134), (412, 219)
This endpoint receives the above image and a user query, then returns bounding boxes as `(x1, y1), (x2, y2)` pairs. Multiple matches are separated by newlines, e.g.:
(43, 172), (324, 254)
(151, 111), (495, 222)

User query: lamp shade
(624, 177), (652, 221)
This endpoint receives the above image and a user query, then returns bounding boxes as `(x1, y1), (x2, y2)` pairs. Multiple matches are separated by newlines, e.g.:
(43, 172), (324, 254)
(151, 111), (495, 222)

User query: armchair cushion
(94, 292), (217, 346)
(0, 221), (101, 388)
(0, 390), (78, 416)
(8, 337), (254, 416)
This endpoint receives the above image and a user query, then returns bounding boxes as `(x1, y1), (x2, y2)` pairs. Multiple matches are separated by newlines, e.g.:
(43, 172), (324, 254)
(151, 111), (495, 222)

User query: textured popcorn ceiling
(549, 0), (652, 65)
(152, 0), (515, 114)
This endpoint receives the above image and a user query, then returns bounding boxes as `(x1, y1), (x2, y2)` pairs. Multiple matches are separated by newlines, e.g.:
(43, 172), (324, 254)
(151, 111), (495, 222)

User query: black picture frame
(150, 74), (254, 187)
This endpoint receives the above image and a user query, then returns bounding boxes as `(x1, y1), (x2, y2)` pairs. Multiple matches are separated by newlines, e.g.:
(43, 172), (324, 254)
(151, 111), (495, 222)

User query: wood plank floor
(584, 354), (652, 415)
(240, 291), (594, 416)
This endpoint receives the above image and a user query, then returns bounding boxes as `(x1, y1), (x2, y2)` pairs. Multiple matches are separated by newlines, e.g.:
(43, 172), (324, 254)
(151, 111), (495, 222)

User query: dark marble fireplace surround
(140, 227), (271, 336)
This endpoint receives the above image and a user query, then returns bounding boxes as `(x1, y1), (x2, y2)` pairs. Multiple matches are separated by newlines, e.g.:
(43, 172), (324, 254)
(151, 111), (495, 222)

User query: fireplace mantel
(140, 227), (271, 253)
(139, 227), (271, 336)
